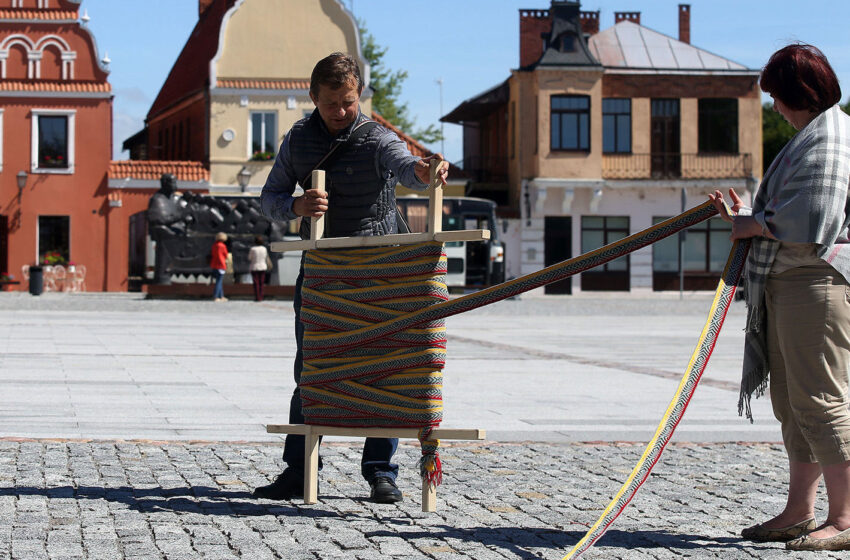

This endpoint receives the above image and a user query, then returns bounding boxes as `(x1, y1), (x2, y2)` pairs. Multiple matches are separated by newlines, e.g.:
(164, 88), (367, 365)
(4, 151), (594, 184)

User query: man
(256, 52), (447, 503)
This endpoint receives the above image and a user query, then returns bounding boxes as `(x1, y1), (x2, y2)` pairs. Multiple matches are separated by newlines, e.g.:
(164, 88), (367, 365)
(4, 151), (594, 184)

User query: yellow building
(123, 0), (437, 194)
(443, 2), (762, 293)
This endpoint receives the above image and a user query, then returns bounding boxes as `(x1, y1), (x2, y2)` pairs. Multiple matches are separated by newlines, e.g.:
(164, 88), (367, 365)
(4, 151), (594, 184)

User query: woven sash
(300, 241), (449, 484)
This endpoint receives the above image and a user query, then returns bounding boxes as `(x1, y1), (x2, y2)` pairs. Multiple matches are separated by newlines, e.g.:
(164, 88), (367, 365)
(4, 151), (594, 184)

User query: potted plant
(251, 150), (274, 161)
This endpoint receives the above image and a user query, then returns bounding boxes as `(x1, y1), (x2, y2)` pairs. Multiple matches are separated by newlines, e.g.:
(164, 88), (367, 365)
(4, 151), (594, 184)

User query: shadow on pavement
(362, 527), (751, 558)
(0, 485), (363, 519)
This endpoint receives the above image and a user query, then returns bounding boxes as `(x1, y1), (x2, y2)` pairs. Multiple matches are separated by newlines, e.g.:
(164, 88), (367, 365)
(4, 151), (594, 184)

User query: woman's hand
(730, 215), (764, 240)
(708, 188), (746, 223)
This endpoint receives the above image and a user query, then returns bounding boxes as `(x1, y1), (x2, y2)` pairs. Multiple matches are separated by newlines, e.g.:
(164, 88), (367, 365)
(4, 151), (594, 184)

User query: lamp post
(16, 170), (27, 198)
(237, 166), (252, 193)
(436, 77), (444, 156)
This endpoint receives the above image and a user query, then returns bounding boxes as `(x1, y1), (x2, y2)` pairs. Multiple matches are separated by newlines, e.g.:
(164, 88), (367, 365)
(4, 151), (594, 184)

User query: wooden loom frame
(267, 161), (487, 512)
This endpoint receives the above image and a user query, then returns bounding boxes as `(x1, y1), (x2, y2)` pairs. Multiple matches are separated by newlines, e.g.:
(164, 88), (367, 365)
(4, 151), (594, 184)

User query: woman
(710, 44), (850, 552)
(248, 235), (270, 302)
(210, 232), (229, 302)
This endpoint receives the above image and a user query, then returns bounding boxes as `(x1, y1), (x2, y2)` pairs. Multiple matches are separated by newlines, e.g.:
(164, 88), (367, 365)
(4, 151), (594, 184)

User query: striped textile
(562, 238), (750, 559)
(300, 241), (449, 485)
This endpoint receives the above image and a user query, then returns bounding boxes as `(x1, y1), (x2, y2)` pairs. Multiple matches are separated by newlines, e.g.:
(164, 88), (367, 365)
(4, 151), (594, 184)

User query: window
(31, 109), (74, 173)
(250, 111), (277, 159)
(559, 34), (576, 52)
(0, 109), (4, 172)
(602, 98), (631, 153)
(581, 216), (629, 272)
(550, 95), (589, 151)
(38, 216), (70, 265)
(698, 98), (738, 153)
(652, 216), (732, 272)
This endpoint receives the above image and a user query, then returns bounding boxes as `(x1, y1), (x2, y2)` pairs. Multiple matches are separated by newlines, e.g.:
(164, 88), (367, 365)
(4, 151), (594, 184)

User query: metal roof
(588, 20), (752, 72)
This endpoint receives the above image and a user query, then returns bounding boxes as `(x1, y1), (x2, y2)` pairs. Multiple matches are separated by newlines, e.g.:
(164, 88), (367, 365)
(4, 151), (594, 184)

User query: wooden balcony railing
(453, 156), (508, 184)
(602, 153), (753, 180)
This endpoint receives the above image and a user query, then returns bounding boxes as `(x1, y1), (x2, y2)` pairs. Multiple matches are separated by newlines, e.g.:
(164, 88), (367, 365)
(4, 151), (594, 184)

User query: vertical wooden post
(303, 426), (320, 504)
(427, 159), (444, 235)
(422, 481), (436, 512)
(309, 169), (326, 241)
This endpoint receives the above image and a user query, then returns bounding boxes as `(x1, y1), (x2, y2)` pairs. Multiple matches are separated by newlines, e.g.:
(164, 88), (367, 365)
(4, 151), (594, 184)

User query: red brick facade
(602, 74), (760, 99)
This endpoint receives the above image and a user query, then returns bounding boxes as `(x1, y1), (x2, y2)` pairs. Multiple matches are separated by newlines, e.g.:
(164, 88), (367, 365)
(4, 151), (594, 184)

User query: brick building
(0, 0), (117, 290)
(443, 1), (762, 293)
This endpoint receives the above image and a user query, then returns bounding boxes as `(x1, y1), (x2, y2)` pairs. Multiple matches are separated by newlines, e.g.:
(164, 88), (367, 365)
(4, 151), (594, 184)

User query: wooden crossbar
(271, 229), (489, 252)
(271, 160), (489, 253)
(265, 424), (486, 511)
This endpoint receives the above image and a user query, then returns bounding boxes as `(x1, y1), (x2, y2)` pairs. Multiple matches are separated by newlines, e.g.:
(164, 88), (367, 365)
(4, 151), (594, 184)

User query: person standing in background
(248, 235), (270, 302)
(210, 232), (229, 302)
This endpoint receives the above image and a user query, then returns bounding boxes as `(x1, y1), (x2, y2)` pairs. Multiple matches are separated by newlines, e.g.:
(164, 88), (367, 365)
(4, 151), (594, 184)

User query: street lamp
(436, 77), (445, 156)
(237, 166), (252, 193)
(16, 170), (27, 194)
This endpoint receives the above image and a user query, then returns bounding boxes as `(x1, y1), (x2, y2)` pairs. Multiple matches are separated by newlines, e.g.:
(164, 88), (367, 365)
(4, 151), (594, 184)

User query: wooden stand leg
(422, 481), (436, 512)
(303, 426), (319, 504)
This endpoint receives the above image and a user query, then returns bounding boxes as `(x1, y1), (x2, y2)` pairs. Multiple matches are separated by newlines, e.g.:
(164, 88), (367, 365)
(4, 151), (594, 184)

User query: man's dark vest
(288, 111), (398, 240)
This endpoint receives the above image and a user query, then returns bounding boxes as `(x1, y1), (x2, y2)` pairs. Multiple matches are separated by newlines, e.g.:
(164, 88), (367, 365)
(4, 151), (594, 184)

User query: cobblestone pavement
(0, 438), (843, 560)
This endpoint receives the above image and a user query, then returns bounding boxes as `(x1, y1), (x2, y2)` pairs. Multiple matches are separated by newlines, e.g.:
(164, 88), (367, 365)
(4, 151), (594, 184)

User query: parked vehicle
(396, 196), (505, 289)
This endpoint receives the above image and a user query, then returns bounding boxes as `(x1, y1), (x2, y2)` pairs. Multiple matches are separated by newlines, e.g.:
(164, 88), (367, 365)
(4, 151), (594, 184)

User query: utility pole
(436, 77), (445, 156)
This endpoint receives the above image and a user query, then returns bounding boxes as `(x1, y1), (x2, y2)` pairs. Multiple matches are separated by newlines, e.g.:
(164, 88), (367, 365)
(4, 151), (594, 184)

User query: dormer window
(559, 34), (576, 52)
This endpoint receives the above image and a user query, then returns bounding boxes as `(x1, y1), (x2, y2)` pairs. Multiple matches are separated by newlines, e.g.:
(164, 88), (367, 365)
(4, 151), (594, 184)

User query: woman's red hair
(760, 44), (841, 112)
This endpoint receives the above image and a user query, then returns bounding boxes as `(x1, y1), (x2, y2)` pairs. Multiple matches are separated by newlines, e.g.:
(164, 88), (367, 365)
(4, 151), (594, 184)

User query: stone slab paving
(0, 291), (823, 558)
(0, 439), (843, 560)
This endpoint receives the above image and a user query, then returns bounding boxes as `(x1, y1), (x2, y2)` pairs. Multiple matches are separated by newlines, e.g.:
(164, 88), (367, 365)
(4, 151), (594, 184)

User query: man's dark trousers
(281, 260), (399, 481)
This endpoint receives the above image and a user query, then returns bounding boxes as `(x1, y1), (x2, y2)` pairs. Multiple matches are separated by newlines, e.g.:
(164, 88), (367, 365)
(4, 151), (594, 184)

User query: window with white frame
(31, 109), (74, 173)
(250, 111), (277, 160)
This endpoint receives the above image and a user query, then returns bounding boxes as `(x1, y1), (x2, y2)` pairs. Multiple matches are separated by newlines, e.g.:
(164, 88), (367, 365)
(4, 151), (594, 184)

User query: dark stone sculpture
(146, 173), (287, 284)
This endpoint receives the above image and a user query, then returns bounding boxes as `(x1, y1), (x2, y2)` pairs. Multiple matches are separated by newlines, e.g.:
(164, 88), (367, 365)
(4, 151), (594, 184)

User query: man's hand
(415, 154), (449, 186)
(293, 189), (329, 218)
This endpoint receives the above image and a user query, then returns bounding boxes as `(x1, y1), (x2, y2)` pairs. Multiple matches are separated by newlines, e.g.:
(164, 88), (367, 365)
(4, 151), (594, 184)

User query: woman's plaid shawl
(740, 105), (850, 420)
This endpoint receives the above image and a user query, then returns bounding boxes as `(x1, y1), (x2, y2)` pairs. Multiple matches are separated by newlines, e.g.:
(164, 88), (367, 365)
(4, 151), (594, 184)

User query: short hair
(310, 52), (363, 98)
(760, 43), (841, 112)
(254, 235), (265, 245)
(215, 232), (227, 242)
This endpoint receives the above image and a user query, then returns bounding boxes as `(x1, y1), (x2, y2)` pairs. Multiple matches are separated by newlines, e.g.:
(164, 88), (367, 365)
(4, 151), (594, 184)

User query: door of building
(0, 215), (7, 276)
(651, 99), (681, 178)
(544, 216), (572, 294)
(128, 211), (148, 292)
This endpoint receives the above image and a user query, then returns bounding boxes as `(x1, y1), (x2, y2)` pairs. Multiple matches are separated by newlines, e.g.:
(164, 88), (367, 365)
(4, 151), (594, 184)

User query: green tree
(761, 102), (796, 173)
(358, 20), (443, 146)
(762, 100), (850, 173)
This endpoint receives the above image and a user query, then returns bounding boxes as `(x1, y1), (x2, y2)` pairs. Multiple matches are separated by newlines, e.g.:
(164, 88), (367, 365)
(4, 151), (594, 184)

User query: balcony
(453, 156), (508, 184)
(602, 153), (752, 180)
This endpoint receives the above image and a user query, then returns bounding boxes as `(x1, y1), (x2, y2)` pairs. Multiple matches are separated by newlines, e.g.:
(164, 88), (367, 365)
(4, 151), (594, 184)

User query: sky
(81, 0), (850, 163)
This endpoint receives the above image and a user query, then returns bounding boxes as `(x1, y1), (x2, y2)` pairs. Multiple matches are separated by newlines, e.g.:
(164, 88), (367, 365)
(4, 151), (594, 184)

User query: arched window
(40, 45), (61, 80)
(6, 44), (29, 80)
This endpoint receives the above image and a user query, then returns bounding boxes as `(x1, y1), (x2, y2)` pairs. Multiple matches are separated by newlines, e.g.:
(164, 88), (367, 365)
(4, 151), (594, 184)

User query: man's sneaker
(252, 468), (308, 500)
(369, 476), (403, 503)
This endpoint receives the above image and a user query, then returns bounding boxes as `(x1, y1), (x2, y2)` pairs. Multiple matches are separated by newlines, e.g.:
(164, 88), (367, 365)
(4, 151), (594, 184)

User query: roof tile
(0, 9), (78, 20)
(216, 78), (310, 90)
(372, 111), (432, 158)
(0, 80), (110, 92)
(109, 160), (209, 182)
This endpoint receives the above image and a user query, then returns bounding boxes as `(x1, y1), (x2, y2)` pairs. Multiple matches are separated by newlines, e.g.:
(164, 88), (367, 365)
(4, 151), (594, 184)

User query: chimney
(614, 11), (640, 25)
(678, 4), (691, 44)
(580, 10), (600, 36)
(199, 0), (215, 17)
(519, 9), (552, 68)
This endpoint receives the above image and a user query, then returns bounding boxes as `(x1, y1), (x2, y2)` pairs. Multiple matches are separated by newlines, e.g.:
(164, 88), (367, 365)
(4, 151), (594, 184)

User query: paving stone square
(0, 291), (832, 558)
